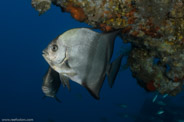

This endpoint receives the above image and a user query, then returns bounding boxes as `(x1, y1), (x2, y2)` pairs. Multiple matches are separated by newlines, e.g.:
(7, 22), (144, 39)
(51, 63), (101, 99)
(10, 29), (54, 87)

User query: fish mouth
(42, 50), (49, 60)
(42, 51), (52, 65)
(42, 50), (48, 56)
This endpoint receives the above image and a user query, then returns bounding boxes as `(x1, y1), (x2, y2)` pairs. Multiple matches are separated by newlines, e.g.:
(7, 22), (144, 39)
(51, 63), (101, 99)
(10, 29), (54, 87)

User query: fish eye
(52, 45), (58, 52)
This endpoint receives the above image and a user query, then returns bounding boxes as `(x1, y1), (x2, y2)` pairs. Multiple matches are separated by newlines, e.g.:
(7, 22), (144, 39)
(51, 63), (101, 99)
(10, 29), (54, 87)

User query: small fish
(42, 67), (62, 102)
(162, 94), (168, 98)
(152, 94), (158, 103)
(42, 28), (123, 99)
(157, 110), (164, 115)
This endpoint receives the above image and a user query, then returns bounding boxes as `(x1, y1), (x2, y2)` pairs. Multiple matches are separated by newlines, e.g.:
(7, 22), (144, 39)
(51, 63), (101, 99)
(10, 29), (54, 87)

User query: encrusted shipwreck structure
(32, 0), (184, 96)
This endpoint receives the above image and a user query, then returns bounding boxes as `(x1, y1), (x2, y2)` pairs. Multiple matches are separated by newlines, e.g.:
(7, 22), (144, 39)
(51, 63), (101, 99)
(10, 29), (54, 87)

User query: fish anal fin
(82, 75), (106, 100)
(107, 55), (123, 88)
(82, 82), (100, 100)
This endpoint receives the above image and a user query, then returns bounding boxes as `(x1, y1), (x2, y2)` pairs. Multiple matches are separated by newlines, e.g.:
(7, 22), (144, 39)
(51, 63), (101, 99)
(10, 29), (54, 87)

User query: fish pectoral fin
(59, 73), (71, 91)
(107, 55), (123, 88)
(60, 79), (66, 88)
(61, 83), (66, 88)
(64, 72), (77, 76)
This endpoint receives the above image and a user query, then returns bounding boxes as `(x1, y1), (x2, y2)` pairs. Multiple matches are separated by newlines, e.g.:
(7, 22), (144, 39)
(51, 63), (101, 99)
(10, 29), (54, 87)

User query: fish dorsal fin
(59, 73), (70, 91)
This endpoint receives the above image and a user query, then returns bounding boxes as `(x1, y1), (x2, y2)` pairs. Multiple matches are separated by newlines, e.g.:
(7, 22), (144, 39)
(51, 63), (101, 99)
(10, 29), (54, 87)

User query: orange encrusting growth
(146, 80), (156, 91)
(138, 19), (162, 38)
(125, 8), (137, 25)
(121, 26), (132, 34)
(173, 76), (184, 82)
(174, 77), (180, 82)
(65, 4), (86, 22)
(100, 23), (113, 32)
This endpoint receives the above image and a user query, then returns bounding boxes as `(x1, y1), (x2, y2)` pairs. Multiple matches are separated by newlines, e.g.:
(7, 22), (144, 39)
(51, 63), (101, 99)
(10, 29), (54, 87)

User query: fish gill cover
(32, 0), (184, 96)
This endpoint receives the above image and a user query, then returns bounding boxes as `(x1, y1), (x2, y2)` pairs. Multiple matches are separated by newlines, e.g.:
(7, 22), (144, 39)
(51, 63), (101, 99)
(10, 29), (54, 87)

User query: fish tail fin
(107, 55), (123, 88)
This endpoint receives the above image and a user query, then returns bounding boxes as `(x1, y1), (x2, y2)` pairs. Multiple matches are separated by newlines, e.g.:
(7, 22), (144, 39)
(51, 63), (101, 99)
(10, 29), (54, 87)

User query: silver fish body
(42, 67), (61, 102)
(42, 28), (123, 99)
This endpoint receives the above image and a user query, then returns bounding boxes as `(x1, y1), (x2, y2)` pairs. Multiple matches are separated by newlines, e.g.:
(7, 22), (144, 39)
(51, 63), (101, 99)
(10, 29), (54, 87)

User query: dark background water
(0, 0), (184, 122)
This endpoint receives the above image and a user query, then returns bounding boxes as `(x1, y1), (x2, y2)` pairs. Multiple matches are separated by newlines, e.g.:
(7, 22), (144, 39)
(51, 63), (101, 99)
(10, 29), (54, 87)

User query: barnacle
(32, 0), (184, 96)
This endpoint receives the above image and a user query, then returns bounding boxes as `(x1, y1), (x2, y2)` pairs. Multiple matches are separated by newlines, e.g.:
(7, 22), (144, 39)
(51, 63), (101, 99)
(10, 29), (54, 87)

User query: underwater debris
(32, 0), (51, 15)
(32, 0), (184, 96)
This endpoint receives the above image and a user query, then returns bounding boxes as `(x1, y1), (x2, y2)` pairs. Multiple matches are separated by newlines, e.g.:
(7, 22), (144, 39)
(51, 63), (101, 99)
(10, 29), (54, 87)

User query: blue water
(0, 0), (184, 122)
